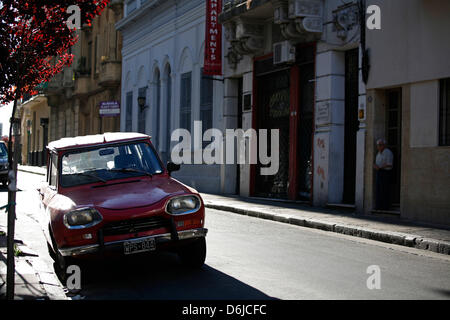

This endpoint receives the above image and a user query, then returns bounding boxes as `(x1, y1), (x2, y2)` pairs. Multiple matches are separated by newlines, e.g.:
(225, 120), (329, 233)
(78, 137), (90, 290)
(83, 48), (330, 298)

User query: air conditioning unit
(273, 41), (296, 65)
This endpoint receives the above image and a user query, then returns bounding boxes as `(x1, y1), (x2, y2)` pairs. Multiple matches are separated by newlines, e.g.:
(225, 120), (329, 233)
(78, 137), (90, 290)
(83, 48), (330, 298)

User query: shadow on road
(69, 251), (276, 300)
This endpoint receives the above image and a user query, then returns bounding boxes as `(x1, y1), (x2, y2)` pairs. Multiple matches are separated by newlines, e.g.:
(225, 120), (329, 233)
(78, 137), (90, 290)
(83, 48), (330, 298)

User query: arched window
(163, 64), (172, 163)
(137, 86), (147, 133)
(179, 47), (193, 132)
(124, 72), (133, 132)
(137, 66), (147, 134)
(153, 68), (161, 150)
(180, 72), (192, 131)
(200, 67), (213, 136)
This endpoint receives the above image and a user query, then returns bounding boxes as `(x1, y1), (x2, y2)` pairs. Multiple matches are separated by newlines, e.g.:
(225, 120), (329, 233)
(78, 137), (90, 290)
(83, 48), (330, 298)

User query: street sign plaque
(99, 101), (120, 117)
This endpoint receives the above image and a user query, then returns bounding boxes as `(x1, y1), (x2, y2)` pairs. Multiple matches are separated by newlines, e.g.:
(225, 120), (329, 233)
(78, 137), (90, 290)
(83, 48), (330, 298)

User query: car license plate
(123, 237), (156, 255)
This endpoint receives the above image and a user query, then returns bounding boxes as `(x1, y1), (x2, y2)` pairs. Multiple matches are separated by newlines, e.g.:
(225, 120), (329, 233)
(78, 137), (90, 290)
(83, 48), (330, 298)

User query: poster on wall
(204, 0), (222, 75)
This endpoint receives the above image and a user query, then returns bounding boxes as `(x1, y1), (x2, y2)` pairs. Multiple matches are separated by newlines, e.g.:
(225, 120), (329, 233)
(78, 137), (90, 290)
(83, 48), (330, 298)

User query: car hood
(62, 177), (190, 210)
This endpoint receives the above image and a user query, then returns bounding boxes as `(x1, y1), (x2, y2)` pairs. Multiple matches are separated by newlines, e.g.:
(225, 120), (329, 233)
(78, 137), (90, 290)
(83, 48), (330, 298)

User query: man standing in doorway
(374, 139), (394, 210)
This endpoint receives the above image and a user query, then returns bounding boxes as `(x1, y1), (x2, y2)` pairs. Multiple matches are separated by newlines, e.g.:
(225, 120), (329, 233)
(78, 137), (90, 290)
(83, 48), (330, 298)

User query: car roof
(47, 132), (151, 152)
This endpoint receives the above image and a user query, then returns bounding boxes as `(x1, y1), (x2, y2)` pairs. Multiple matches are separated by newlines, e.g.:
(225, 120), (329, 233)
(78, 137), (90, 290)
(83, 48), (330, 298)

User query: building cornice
(116, 0), (167, 31)
(120, 4), (205, 59)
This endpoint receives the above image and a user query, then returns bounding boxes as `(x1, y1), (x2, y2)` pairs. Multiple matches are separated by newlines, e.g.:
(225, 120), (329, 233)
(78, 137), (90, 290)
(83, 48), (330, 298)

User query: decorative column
(313, 47), (346, 206)
(355, 46), (367, 213)
(220, 77), (239, 194)
(159, 74), (168, 161)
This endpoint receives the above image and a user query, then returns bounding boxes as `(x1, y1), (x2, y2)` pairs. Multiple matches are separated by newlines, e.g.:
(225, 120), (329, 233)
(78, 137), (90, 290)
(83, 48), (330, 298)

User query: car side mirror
(166, 162), (180, 175)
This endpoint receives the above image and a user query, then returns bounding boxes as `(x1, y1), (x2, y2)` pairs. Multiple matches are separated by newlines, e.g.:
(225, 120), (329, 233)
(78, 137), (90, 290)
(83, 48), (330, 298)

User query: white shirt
(376, 148), (394, 170)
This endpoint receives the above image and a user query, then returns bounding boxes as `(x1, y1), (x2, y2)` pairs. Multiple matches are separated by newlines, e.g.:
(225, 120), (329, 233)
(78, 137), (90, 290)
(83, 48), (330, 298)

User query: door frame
(250, 42), (316, 202)
(385, 88), (402, 208)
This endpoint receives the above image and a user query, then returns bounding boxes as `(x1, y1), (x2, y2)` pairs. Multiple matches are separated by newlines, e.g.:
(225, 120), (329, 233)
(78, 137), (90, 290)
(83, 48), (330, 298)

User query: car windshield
(60, 141), (164, 187)
(0, 143), (7, 158)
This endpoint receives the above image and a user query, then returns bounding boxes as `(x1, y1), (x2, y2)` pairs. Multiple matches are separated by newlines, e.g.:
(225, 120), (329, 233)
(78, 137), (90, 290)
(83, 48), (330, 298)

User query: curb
(17, 168), (45, 176)
(15, 242), (69, 300)
(28, 256), (69, 300)
(0, 232), (68, 300)
(205, 203), (450, 256)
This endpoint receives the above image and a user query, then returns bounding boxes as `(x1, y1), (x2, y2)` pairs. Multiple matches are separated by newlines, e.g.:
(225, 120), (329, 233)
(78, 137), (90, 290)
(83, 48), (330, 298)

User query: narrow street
(1, 171), (449, 300)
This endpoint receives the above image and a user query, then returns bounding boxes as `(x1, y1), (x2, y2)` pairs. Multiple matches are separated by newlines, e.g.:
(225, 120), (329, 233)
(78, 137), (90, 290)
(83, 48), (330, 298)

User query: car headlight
(63, 208), (103, 229)
(166, 195), (201, 215)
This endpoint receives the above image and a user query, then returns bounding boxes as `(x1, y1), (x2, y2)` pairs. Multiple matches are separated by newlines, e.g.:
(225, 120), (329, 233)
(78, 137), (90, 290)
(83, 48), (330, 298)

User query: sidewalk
(17, 165), (450, 256)
(0, 229), (67, 300)
(2, 165), (68, 300)
(201, 193), (450, 256)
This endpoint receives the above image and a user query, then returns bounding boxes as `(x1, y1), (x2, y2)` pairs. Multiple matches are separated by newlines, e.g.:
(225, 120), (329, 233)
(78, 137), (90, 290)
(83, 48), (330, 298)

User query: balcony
(99, 58), (121, 88)
(46, 71), (64, 94)
(220, 0), (273, 23)
(73, 75), (92, 97)
(220, 0), (324, 68)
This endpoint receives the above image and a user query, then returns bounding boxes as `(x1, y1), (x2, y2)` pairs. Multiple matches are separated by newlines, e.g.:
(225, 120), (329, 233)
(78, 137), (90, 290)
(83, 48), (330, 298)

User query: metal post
(6, 102), (21, 300)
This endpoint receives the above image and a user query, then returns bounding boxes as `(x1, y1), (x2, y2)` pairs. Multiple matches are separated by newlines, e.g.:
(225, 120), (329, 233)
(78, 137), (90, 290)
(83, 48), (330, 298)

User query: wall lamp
(137, 96), (148, 111)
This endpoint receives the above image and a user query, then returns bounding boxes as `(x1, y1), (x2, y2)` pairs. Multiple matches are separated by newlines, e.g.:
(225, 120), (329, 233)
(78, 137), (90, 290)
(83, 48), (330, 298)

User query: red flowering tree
(0, 0), (110, 299)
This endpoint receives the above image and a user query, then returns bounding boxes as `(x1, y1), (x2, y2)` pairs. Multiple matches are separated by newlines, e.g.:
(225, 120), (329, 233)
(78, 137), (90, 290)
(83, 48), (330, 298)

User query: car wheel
(178, 237), (206, 268)
(49, 229), (74, 284)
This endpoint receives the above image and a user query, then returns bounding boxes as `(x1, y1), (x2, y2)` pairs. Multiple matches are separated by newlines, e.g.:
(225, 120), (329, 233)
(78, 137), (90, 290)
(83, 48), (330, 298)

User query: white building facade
(116, 0), (225, 193)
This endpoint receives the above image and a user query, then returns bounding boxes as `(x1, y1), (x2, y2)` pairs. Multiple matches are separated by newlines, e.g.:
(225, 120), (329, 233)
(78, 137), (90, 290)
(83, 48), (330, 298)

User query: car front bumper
(58, 228), (208, 257)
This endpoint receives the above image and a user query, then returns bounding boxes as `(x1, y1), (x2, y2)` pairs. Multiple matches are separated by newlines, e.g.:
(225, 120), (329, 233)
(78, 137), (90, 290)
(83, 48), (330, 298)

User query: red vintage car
(38, 132), (207, 274)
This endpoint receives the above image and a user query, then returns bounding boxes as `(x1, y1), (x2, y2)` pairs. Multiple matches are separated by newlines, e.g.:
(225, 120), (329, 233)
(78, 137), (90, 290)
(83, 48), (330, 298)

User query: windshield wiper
(72, 172), (107, 183)
(108, 168), (153, 178)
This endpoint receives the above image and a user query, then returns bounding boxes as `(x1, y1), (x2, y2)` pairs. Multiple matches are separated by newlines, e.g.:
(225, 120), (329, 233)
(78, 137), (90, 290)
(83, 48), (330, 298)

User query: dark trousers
(375, 169), (392, 210)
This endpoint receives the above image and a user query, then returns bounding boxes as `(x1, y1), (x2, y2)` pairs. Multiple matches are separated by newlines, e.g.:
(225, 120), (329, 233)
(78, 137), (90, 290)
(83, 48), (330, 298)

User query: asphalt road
(1, 171), (449, 300)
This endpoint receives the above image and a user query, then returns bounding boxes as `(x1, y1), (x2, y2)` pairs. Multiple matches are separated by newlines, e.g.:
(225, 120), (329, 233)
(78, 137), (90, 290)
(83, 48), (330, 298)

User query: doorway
(385, 89), (402, 208)
(255, 68), (291, 199)
(342, 48), (359, 204)
(296, 61), (315, 201)
(253, 45), (315, 201)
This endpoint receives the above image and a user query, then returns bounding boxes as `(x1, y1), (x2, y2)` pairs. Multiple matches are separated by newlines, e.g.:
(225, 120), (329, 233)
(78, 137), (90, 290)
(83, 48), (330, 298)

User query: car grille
(102, 216), (172, 236)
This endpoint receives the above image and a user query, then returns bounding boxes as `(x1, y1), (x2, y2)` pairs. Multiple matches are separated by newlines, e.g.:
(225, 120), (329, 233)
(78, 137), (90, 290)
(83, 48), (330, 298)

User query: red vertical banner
(204, 0), (222, 75)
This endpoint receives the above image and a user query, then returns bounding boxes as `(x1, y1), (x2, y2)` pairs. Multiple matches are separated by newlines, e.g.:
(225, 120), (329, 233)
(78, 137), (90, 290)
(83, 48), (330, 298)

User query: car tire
(47, 241), (57, 261)
(178, 237), (206, 268)
(49, 228), (75, 284)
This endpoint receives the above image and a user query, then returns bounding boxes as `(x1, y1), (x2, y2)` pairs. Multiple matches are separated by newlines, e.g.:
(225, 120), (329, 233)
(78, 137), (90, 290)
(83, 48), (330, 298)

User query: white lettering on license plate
(124, 238), (156, 255)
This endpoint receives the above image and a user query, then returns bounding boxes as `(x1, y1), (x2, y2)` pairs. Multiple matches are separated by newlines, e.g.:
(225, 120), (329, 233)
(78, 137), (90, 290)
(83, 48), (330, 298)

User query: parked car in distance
(0, 141), (8, 186)
(38, 132), (207, 274)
